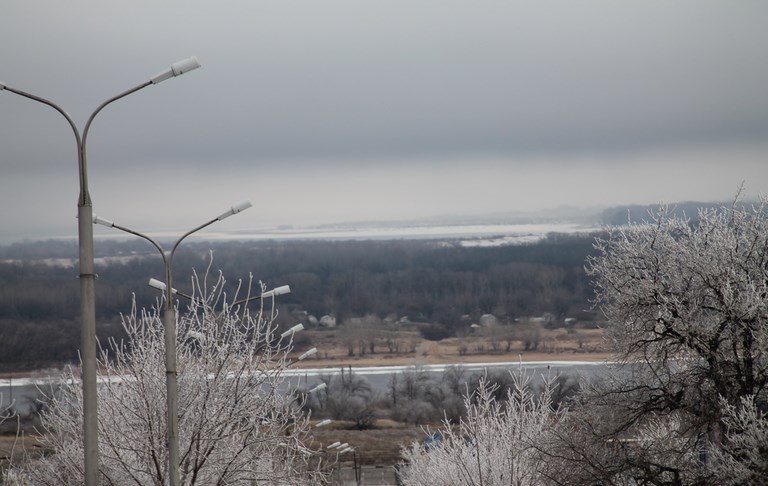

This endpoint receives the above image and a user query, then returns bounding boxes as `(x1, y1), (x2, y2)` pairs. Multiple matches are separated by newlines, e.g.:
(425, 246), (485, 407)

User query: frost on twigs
(399, 368), (563, 486)
(709, 396), (768, 484)
(8, 271), (324, 485)
(586, 199), (768, 411)
(565, 195), (768, 484)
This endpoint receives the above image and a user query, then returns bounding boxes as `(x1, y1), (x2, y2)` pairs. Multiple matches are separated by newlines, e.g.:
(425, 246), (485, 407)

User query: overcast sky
(2, 1), (767, 243)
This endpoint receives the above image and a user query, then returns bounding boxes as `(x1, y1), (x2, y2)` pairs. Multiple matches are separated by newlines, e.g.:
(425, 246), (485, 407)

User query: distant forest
(0, 232), (603, 369)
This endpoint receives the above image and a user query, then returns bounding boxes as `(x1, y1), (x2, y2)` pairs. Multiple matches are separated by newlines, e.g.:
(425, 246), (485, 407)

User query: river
(1, 360), (611, 414)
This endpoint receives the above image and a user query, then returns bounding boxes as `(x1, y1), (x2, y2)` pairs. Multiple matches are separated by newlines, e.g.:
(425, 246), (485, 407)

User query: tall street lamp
(94, 201), (251, 486)
(0, 56), (201, 486)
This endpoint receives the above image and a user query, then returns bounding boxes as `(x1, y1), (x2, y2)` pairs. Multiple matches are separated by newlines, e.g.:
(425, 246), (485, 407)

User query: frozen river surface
(1, 360), (610, 414)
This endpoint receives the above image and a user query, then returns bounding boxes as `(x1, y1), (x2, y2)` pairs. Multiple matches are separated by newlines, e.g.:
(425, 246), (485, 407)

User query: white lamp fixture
(217, 200), (252, 221)
(148, 278), (179, 295)
(280, 323), (304, 339)
(186, 330), (204, 341)
(309, 383), (327, 394)
(262, 285), (291, 298)
(93, 215), (114, 228)
(298, 347), (317, 361)
(150, 57), (201, 85)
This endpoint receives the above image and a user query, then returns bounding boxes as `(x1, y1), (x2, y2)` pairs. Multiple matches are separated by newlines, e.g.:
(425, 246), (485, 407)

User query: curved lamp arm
(95, 200), (252, 305)
(81, 57), (201, 206)
(2, 57), (201, 207)
(0, 84), (84, 198)
(94, 215), (168, 269)
(169, 201), (252, 263)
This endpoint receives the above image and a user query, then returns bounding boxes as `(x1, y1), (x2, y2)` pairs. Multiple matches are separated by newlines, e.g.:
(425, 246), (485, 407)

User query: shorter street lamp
(94, 200), (251, 486)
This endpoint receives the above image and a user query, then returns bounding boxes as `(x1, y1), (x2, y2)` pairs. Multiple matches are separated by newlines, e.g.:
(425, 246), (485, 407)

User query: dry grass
(293, 326), (611, 369)
(307, 419), (429, 466)
(0, 433), (48, 469)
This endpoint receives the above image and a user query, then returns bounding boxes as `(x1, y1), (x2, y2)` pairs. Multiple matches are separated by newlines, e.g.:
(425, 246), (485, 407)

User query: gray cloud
(2, 1), (767, 242)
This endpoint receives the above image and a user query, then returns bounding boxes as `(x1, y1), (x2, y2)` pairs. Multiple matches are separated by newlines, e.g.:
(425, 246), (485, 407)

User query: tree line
(0, 232), (601, 369)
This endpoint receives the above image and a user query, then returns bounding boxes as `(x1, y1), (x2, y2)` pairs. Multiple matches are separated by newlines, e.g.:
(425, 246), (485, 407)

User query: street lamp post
(94, 201), (252, 486)
(0, 56), (201, 486)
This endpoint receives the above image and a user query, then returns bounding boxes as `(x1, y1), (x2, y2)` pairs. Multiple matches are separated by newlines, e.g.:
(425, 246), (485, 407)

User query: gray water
(1, 360), (610, 415)
(287, 360), (609, 391)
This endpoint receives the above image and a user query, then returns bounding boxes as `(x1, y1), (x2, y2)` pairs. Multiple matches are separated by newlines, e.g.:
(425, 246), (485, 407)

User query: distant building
(319, 315), (337, 328)
(479, 314), (498, 327)
(530, 313), (555, 326)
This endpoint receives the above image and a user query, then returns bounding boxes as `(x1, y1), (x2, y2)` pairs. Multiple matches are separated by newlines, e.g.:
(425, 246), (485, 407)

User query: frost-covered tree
(390, 365), (462, 425)
(557, 197), (768, 484)
(540, 384), (712, 485)
(710, 396), (768, 485)
(8, 271), (324, 485)
(306, 371), (378, 430)
(399, 370), (563, 486)
(588, 200), (768, 414)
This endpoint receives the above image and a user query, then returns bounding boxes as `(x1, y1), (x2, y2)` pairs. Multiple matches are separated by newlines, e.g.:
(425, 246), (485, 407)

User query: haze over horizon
(2, 1), (767, 244)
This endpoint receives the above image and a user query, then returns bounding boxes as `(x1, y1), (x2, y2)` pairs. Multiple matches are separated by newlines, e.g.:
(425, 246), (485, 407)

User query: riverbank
(292, 349), (615, 369)
(291, 328), (612, 369)
(0, 327), (612, 376)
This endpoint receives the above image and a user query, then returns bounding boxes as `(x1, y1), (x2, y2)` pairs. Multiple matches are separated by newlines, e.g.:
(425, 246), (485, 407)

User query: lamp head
(148, 278), (167, 292)
(0, 82), (6, 90)
(186, 330), (204, 341)
(217, 200), (253, 221)
(150, 56), (201, 85)
(93, 215), (114, 228)
(262, 285), (290, 298)
(298, 347), (318, 361)
(170, 57), (201, 76)
(309, 383), (327, 394)
(280, 323), (304, 339)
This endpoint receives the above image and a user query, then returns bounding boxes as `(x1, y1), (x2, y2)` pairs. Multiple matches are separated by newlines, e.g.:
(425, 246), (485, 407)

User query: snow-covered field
(4, 222), (601, 267)
(192, 222), (601, 246)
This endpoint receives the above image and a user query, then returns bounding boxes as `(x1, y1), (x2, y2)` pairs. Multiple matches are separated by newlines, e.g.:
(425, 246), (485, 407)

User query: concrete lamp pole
(0, 56), (201, 486)
(94, 200), (252, 486)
